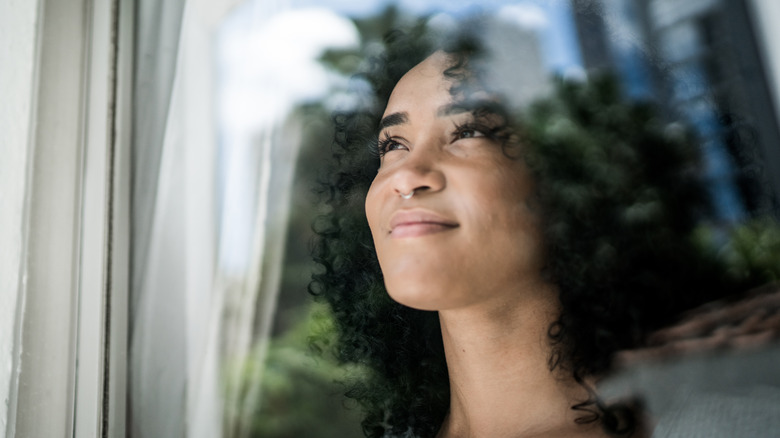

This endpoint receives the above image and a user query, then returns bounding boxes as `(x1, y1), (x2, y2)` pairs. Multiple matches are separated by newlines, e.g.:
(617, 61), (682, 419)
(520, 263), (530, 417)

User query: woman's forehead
(392, 52), (455, 94)
(382, 51), (508, 125)
(408, 50), (454, 78)
(382, 52), (455, 118)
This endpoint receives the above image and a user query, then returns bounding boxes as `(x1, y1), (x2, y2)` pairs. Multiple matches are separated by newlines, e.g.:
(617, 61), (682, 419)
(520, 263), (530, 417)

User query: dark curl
(310, 26), (743, 438)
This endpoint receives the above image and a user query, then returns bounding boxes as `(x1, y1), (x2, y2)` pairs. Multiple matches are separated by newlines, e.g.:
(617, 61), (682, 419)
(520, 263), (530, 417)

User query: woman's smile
(390, 209), (458, 239)
(389, 208), (459, 238)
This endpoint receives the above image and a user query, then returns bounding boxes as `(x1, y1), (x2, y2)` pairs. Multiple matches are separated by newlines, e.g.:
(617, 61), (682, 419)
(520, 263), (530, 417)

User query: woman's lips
(389, 210), (458, 238)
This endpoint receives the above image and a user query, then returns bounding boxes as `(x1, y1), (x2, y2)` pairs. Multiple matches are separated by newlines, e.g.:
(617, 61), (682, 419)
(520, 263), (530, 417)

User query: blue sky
(288, 0), (583, 74)
(292, 0), (551, 18)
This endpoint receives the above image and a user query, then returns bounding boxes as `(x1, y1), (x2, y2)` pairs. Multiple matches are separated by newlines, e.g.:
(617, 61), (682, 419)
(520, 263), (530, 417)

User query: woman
(311, 28), (753, 438)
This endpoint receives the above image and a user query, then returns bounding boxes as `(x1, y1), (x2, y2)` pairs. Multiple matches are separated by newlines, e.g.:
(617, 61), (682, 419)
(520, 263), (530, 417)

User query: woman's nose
(391, 147), (445, 198)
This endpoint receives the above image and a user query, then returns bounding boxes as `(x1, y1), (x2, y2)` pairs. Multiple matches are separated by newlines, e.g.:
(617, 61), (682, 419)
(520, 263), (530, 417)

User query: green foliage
(523, 76), (780, 299)
(524, 76), (706, 239)
(522, 75), (724, 320)
(719, 218), (780, 284)
(248, 303), (366, 438)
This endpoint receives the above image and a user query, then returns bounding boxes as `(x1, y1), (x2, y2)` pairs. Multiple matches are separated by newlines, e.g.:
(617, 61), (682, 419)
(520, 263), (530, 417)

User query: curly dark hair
(309, 23), (748, 438)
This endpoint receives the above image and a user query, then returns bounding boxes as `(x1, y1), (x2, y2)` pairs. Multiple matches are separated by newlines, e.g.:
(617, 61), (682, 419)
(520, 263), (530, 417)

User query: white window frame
(3, 0), (133, 436)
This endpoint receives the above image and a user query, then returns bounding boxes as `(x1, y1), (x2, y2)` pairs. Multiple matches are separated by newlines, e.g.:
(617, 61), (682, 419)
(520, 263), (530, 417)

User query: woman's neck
(436, 283), (608, 438)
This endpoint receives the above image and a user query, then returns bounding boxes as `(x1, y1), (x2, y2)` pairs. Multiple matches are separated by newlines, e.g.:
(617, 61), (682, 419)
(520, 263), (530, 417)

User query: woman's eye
(378, 137), (407, 155)
(457, 129), (485, 139)
(453, 124), (489, 141)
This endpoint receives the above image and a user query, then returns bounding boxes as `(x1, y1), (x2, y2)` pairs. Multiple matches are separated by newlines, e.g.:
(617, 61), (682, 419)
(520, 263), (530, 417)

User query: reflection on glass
(215, 2), (583, 436)
(129, 0), (780, 437)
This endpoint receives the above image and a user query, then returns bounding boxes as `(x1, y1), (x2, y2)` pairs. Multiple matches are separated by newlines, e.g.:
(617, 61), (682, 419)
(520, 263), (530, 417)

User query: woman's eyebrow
(378, 112), (408, 132)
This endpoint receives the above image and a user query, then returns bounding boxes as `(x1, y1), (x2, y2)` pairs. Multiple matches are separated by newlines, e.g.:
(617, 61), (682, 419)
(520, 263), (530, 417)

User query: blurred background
(127, 0), (780, 437)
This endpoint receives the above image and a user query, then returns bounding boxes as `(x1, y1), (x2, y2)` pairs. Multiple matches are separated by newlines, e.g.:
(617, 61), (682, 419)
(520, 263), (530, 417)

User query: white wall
(749, 0), (780, 129)
(0, 1), (40, 436)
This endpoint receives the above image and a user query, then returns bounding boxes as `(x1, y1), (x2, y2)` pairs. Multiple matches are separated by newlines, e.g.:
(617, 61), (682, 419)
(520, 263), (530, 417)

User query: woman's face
(365, 51), (546, 311)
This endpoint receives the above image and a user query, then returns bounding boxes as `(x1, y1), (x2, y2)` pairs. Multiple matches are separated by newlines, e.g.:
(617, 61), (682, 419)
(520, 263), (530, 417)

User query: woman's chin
(385, 282), (446, 311)
(385, 280), (473, 311)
